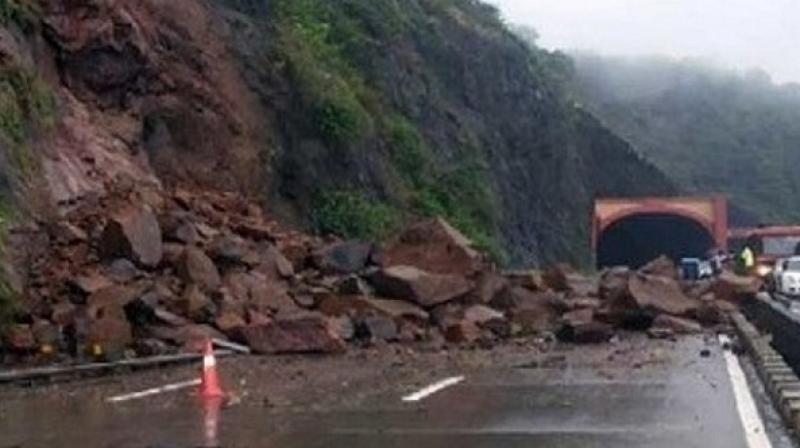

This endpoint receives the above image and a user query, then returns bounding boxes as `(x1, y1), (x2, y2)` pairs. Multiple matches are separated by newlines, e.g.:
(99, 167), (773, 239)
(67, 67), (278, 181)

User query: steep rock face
(3, 0), (673, 271)
(37, 0), (266, 202)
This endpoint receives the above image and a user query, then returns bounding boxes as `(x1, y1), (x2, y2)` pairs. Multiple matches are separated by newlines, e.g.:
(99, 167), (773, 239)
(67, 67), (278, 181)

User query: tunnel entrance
(596, 213), (715, 269)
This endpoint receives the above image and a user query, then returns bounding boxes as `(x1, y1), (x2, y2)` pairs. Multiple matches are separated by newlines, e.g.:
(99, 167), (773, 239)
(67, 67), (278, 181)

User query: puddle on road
(0, 392), (300, 448)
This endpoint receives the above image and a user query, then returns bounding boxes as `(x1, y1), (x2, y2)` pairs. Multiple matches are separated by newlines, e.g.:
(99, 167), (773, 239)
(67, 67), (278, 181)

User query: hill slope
(0, 0), (674, 276)
(572, 53), (800, 224)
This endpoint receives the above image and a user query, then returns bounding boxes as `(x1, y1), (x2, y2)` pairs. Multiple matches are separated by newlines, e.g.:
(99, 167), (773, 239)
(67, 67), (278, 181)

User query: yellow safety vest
(741, 247), (755, 268)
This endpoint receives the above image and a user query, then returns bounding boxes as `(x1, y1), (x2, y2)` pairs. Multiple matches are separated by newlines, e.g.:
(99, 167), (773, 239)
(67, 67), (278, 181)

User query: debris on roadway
(0, 182), (759, 367)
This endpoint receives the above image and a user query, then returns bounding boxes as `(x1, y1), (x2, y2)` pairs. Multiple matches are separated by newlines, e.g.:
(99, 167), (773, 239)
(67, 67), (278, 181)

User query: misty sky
(488, 0), (799, 84)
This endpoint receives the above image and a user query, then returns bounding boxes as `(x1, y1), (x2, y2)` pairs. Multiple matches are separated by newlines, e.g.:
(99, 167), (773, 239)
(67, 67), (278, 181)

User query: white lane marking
(402, 376), (465, 402)
(719, 335), (773, 448)
(106, 378), (202, 403)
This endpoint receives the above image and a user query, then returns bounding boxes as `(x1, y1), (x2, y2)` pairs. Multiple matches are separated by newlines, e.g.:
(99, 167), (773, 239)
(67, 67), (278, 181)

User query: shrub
(384, 115), (505, 262)
(274, 0), (373, 145)
(0, 0), (39, 31)
(0, 67), (55, 178)
(0, 200), (15, 328)
(312, 191), (400, 241)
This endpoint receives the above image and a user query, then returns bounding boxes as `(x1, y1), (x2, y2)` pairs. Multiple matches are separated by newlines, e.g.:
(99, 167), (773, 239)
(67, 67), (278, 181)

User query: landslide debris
(0, 181), (751, 363)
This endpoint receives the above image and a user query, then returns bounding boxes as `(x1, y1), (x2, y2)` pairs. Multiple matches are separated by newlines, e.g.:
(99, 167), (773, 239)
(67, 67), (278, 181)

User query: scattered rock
(463, 304), (509, 336)
(558, 309), (613, 344)
(108, 259), (139, 283)
(443, 320), (482, 344)
(542, 264), (572, 291)
(3, 324), (36, 352)
(650, 314), (702, 335)
(87, 316), (133, 357)
(628, 274), (698, 317)
(639, 255), (678, 279)
(215, 312), (246, 337)
(69, 272), (113, 295)
(177, 247), (221, 292)
(100, 206), (163, 268)
(32, 320), (63, 348)
(51, 302), (77, 327)
(176, 284), (216, 323)
(356, 315), (398, 342)
(470, 271), (509, 304)
(312, 241), (373, 275)
(501, 270), (542, 291)
(506, 288), (560, 334)
(240, 314), (346, 354)
(369, 266), (472, 308)
(712, 271), (761, 303)
(379, 218), (482, 276)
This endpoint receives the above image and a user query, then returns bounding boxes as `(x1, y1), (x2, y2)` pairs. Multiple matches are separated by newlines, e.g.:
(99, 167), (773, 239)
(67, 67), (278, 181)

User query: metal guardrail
(0, 338), (250, 385)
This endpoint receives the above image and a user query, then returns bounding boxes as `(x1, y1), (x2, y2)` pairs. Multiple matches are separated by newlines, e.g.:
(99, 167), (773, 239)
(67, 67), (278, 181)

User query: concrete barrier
(741, 294), (800, 371)
(732, 306), (800, 432)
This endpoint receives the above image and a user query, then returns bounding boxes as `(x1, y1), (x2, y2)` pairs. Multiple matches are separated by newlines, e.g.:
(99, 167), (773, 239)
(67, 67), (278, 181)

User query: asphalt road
(0, 336), (792, 448)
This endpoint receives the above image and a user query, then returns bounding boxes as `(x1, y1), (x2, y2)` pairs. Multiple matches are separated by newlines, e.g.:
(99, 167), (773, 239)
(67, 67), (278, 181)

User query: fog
(488, 0), (800, 84)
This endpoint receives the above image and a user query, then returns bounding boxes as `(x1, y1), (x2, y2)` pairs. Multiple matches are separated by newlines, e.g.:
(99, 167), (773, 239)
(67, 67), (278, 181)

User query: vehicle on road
(770, 256), (800, 297)
(729, 225), (800, 278)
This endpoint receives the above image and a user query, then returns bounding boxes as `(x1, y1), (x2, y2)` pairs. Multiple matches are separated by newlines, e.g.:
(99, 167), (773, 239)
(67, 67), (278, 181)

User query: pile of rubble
(0, 182), (762, 362)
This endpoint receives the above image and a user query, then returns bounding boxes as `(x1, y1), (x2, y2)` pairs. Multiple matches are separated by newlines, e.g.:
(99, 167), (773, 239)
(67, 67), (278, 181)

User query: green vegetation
(272, 0), (506, 260)
(572, 53), (800, 223)
(274, 0), (373, 145)
(0, 66), (55, 178)
(0, 202), (15, 327)
(0, 65), (54, 327)
(385, 116), (505, 262)
(312, 191), (401, 241)
(0, 0), (39, 30)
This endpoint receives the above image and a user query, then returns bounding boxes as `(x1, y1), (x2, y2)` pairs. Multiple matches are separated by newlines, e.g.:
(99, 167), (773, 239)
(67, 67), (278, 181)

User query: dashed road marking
(719, 334), (773, 448)
(106, 378), (201, 403)
(402, 376), (465, 402)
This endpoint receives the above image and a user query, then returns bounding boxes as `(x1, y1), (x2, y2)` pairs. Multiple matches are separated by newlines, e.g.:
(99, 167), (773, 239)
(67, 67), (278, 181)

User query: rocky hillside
(572, 53), (800, 224)
(0, 0), (675, 271)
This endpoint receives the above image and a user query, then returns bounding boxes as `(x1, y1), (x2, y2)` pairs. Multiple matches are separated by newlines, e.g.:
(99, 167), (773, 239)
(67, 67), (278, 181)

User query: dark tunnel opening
(597, 213), (715, 269)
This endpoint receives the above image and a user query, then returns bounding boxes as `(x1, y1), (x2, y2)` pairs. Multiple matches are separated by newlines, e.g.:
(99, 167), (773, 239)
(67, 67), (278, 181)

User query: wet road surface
(0, 336), (790, 448)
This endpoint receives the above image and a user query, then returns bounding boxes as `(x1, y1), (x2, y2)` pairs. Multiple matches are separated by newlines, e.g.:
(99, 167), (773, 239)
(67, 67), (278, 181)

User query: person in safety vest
(739, 246), (755, 275)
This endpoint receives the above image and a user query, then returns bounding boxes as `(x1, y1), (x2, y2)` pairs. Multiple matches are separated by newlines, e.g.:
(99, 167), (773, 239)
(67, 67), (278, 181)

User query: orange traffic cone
(201, 339), (224, 398)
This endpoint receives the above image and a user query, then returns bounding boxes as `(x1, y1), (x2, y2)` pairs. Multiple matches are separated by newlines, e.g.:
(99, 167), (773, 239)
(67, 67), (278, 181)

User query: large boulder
(558, 309), (613, 344)
(599, 267), (631, 303)
(317, 294), (429, 325)
(712, 271), (761, 303)
(490, 286), (561, 311)
(239, 314), (346, 354)
(468, 271), (510, 304)
(379, 218), (482, 276)
(463, 304), (509, 336)
(628, 274), (699, 317)
(312, 241), (373, 275)
(443, 320), (482, 344)
(369, 266), (472, 308)
(175, 284), (216, 323)
(224, 271), (296, 316)
(176, 247), (221, 292)
(504, 288), (561, 334)
(87, 316), (133, 357)
(100, 205), (163, 268)
(639, 255), (678, 279)
(541, 264), (572, 291)
(86, 284), (141, 320)
(355, 315), (398, 342)
(502, 270), (544, 291)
